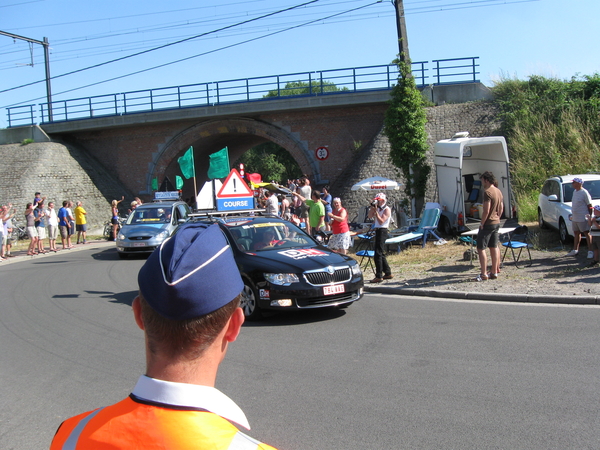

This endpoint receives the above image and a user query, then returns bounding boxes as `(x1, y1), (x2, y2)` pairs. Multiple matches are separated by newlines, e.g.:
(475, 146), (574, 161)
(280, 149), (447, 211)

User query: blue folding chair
(354, 224), (376, 274)
(501, 225), (532, 268)
(356, 249), (375, 275)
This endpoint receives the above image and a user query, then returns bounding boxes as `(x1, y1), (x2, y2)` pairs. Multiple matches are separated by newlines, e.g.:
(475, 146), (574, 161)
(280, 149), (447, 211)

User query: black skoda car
(190, 216), (364, 320)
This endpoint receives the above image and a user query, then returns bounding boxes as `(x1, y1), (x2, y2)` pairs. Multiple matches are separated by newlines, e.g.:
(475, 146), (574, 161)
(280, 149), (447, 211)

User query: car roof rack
(189, 209), (269, 220)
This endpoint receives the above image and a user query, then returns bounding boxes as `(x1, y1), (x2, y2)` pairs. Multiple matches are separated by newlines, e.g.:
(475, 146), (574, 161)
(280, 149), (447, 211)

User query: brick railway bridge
(3, 59), (494, 204)
(12, 86), (490, 204)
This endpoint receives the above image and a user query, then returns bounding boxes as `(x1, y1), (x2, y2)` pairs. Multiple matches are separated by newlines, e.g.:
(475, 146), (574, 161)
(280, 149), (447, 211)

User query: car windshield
(225, 221), (315, 252)
(563, 180), (600, 202)
(126, 206), (172, 225)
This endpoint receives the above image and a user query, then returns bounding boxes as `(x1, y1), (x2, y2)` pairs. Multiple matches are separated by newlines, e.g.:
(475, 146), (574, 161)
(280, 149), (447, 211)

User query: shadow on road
(85, 289), (138, 306)
(243, 306), (348, 327)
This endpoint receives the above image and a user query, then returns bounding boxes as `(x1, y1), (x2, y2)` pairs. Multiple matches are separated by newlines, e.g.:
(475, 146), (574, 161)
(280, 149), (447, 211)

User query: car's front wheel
(559, 218), (570, 244)
(241, 280), (263, 321)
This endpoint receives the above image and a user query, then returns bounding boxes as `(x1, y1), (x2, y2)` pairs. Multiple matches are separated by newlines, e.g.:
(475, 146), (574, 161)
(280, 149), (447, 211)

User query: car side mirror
(548, 194), (558, 201)
(178, 218), (187, 224)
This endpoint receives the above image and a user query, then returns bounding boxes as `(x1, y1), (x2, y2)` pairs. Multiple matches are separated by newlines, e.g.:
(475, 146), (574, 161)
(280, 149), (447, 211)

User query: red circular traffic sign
(315, 146), (329, 161)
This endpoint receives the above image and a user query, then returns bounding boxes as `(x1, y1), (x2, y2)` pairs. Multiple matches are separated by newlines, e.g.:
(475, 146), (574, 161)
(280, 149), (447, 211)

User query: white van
(434, 132), (513, 233)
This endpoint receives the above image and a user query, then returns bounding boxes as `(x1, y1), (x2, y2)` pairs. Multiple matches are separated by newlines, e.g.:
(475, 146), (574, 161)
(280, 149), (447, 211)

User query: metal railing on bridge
(6, 57), (479, 128)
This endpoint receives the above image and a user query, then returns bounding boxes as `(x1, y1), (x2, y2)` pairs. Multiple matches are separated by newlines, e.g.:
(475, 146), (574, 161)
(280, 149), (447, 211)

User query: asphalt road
(1, 244), (600, 449)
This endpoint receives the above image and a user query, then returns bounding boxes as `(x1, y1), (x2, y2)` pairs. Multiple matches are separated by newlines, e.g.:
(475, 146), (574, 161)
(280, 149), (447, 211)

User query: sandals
(487, 272), (499, 280)
(473, 274), (489, 282)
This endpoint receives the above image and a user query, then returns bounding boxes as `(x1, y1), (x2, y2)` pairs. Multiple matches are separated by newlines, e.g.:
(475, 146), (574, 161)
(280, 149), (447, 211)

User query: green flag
(207, 147), (230, 180)
(176, 175), (184, 190)
(151, 178), (158, 190)
(178, 147), (195, 179)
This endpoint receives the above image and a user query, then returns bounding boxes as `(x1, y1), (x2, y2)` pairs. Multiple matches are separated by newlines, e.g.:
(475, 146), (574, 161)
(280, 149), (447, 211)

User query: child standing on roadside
(587, 205), (600, 267)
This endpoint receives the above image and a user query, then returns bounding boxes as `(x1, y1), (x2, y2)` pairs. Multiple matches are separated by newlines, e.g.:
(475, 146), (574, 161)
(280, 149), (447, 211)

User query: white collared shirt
(131, 375), (251, 430)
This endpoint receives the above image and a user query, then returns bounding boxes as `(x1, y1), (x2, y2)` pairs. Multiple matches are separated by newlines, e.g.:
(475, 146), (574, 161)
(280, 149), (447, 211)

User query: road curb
(364, 285), (600, 305)
(0, 240), (115, 265)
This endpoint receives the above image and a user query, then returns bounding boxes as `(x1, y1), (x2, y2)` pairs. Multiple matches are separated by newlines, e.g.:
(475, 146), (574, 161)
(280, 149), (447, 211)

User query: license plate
(133, 243), (146, 247)
(323, 284), (345, 296)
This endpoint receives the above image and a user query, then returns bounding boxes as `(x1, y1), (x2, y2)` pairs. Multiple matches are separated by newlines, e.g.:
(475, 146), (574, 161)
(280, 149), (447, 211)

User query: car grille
(304, 266), (351, 286)
(123, 246), (155, 253)
(129, 236), (152, 240)
(297, 290), (361, 308)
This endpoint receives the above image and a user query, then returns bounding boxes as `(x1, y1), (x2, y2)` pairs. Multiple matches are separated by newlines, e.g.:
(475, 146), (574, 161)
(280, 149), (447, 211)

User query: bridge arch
(147, 118), (319, 194)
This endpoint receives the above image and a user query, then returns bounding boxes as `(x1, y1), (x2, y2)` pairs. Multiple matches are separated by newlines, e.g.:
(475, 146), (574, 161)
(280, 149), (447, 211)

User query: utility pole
(0, 31), (53, 121)
(393, 0), (411, 65)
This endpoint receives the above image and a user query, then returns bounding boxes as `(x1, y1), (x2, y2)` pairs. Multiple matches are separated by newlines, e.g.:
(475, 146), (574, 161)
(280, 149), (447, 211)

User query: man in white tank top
(367, 193), (393, 282)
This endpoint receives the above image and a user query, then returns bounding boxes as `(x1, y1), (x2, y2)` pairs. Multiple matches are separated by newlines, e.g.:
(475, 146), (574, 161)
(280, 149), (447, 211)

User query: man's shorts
(572, 221), (589, 234)
(48, 225), (58, 240)
(476, 224), (500, 250)
(300, 204), (309, 219)
(76, 224), (87, 232)
(36, 226), (47, 240)
(59, 225), (69, 239)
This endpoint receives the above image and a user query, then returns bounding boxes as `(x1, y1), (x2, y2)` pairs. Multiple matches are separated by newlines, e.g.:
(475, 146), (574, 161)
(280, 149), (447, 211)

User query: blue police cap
(138, 222), (243, 320)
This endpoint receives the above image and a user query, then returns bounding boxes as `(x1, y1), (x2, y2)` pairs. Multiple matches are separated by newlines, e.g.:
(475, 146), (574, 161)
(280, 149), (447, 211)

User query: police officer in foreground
(50, 223), (278, 449)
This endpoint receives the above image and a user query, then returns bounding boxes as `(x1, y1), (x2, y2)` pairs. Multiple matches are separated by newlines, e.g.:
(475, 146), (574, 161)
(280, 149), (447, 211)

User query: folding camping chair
(467, 180), (481, 203)
(501, 225), (532, 268)
(355, 225), (376, 275)
(385, 208), (443, 253)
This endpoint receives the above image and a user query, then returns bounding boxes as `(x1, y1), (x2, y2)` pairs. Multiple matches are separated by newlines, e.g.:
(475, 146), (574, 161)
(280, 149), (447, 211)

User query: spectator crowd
(1, 182), (356, 265)
(253, 176), (353, 256)
(0, 191), (144, 261)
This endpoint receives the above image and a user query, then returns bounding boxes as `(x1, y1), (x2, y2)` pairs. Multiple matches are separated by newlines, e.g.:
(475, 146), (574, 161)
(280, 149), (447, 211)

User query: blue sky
(1, 0), (598, 128)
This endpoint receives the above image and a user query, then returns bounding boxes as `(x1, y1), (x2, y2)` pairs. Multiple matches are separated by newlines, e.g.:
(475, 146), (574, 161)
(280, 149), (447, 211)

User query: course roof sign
(217, 169), (253, 198)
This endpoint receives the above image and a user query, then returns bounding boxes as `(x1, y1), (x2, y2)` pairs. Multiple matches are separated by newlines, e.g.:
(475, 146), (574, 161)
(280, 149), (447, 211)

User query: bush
(493, 74), (600, 214)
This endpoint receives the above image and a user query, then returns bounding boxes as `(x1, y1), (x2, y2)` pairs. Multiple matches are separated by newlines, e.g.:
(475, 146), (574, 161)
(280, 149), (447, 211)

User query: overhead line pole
(392, 0), (411, 75)
(0, 30), (53, 121)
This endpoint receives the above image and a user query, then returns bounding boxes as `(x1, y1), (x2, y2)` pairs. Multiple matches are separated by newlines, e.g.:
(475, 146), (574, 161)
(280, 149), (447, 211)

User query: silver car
(116, 201), (190, 258)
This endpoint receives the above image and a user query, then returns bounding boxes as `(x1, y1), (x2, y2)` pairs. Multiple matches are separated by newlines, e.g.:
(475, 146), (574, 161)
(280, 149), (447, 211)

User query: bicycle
(8, 219), (28, 245)
(103, 217), (125, 240)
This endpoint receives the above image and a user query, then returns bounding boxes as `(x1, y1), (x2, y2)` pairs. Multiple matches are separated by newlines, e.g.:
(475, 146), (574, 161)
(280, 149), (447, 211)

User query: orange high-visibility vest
(50, 396), (277, 450)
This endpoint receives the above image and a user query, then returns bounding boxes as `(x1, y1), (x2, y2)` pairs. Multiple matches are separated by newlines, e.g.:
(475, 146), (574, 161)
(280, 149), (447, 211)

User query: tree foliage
(492, 73), (600, 219)
(234, 142), (302, 184)
(383, 58), (430, 202)
(265, 80), (348, 98)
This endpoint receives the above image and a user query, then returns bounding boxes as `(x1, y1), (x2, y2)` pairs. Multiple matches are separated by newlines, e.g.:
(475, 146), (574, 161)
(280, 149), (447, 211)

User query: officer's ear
(223, 307), (244, 343)
(132, 296), (145, 331)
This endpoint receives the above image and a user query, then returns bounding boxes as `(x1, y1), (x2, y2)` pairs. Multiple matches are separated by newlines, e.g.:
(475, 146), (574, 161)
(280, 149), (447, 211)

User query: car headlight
(117, 233), (126, 240)
(351, 263), (362, 276)
(156, 230), (170, 240)
(264, 273), (299, 286)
